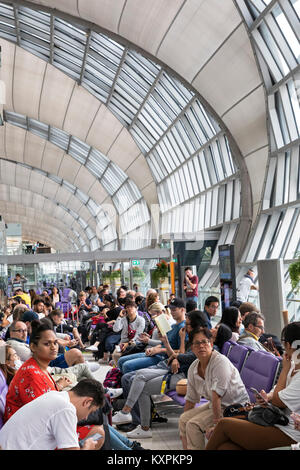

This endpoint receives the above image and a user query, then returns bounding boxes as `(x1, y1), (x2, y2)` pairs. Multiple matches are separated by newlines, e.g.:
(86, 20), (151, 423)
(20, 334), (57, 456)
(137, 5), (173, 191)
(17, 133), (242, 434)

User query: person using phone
(206, 321), (300, 450)
(0, 378), (105, 450)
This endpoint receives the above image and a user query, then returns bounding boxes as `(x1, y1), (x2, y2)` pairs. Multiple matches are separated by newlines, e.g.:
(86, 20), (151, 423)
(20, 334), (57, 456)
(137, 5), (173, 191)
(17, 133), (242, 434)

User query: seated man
(6, 321), (31, 362)
(237, 312), (268, 352)
(0, 379), (105, 450)
(40, 310), (85, 368)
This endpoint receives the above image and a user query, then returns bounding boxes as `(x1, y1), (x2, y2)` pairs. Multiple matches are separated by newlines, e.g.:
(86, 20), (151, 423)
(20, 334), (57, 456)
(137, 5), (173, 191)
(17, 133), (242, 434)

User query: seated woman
(178, 326), (249, 450)
(3, 320), (104, 448)
(206, 321), (300, 450)
(50, 286), (61, 309)
(211, 323), (234, 352)
(0, 344), (18, 429)
(111, 311), (209, 439)
(117, 302), (175, 374)
(218, 306), (242, 342)
(87, 295), (123, 362)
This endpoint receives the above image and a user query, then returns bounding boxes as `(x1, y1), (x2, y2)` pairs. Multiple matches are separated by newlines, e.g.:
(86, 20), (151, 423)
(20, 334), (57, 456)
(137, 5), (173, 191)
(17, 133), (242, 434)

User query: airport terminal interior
(0, 0), (299, 452)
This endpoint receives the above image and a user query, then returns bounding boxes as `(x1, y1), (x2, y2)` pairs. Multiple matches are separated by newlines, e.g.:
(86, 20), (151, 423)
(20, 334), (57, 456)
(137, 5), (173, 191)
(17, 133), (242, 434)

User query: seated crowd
(0, 280), (299, 451)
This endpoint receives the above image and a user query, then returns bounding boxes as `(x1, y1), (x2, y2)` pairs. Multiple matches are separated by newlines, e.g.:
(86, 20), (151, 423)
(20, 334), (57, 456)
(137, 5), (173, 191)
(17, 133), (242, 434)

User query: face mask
(13, 359), (22, 370)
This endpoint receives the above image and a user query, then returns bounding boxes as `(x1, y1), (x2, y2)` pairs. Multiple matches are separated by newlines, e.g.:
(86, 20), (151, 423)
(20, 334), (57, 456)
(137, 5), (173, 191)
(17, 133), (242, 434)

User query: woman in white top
(206, 321), (300, 450)
(178, 326), (249, 450)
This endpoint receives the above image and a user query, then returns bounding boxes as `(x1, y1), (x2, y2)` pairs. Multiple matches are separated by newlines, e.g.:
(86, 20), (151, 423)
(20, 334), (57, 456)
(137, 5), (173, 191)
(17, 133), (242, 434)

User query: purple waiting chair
(240, 350), (281, 403)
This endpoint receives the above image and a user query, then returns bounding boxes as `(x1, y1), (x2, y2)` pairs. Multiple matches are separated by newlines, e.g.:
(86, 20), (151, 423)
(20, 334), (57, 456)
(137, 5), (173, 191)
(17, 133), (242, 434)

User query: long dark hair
(0, 344), (16, 385)
(214, 324), (232, 352)
(220, 307), (240, 333)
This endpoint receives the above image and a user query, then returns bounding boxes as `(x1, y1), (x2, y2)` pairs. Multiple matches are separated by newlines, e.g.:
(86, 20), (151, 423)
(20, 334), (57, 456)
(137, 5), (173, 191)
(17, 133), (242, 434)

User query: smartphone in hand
(79, 432), (103, 448)
(250, 387), (268, 404)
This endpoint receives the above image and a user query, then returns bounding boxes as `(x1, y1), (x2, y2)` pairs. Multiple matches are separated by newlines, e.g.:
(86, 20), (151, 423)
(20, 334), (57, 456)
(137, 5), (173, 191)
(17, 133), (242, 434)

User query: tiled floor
(88, 353), (184, 451)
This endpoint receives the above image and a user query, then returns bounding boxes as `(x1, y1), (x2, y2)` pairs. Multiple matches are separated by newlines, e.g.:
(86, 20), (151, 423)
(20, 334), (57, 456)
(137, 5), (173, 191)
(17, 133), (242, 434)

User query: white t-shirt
(0, 391), (79, 450)
(185, 350), (249, 407)
(275, 369), (300, 443)
(237, 276), (254, 302)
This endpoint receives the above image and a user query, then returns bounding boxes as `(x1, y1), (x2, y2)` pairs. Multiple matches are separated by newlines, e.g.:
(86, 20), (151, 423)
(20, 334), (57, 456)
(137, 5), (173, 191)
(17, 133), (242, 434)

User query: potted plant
(152, 260), (169, 283)
(110, 269), (121, 281)
(132, 267), (145, 281)
(288, 253), (300, 292)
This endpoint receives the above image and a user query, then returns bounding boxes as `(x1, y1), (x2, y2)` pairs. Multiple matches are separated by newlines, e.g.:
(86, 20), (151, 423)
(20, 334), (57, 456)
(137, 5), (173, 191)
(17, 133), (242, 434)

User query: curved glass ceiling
(237, 0), (300, 269)
(3, 110), (150, 245)
(0, 182), (88, 251)
(0, 1), (242, 242)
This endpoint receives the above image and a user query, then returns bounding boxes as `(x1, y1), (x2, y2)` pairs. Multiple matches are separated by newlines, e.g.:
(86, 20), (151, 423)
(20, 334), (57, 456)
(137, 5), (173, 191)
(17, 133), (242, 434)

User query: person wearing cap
(236, 267), (258, 303)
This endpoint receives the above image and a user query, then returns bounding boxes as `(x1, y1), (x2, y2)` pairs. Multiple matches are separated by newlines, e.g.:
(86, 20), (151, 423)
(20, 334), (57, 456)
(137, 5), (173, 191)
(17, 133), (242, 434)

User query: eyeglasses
(192, 340), (211, 347)
(12, 329), (27, 333)
(255, 324), (264, 331)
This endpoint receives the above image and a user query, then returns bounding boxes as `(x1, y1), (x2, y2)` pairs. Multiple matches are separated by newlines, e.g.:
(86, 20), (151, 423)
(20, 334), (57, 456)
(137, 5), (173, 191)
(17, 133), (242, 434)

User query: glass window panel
(210, 187), (218, 227)
(287, 77), (300, 135)
(108, 100), (133, 126)
(192, 155), (205, 192)
(68, 137), (90, 164)
(75, 188), (89, 204)
(28, 118), (49, 139)
(232, 179), (241, 220)
(258, 21), (290, 77)
(175, 120), (194, 156)
(50, 127), (69, 151)
(204, 147), (218, 185)
(204, 192), (212, 228)
(130, 126), (152, 154)
(167, 130), (186, 166)
(225, 180), (233, 222)
(160, 134), (181, 169)
(62, 180), (76, 194)
(133, 113), (159, 147)
(182, 163), (194, 199)
(86, 148), (110, 178)
(217, 185), (225, 225)
(252, 28), (284, 82)
(4, 111), (27, 129)
(272, 4), (300, 61)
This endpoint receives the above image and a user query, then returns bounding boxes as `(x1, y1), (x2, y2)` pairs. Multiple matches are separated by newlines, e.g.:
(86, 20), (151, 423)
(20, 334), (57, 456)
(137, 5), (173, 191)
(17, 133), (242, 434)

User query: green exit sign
(132, 260), (140, 266)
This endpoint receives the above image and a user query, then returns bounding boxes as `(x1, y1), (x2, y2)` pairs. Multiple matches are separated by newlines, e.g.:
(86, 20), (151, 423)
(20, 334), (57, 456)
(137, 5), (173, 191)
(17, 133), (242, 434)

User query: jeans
(121, 371), (141, 426)
(109, 425), (132, 450)
(105, 333), (121, 353)
(118, 352), (163, 374)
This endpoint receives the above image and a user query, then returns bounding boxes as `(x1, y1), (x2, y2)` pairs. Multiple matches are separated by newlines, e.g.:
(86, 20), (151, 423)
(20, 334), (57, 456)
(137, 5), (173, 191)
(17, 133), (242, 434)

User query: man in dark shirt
(203, 296), (219, 329)
(183, 267), (199, 305)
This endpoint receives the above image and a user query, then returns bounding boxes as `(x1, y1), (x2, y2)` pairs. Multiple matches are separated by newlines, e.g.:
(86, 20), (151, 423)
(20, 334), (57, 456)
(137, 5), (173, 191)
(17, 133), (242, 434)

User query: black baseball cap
(22, 310), (39, 323)
(169, 297), (185, 309)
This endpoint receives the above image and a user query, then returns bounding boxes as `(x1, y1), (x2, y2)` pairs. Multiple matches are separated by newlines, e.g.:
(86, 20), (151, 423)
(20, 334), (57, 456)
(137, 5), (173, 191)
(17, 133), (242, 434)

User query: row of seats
(166, 341), (282, 406)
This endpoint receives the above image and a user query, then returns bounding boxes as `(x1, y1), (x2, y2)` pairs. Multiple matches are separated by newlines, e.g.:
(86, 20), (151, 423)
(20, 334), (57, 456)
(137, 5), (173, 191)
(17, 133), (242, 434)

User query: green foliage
(152, 260), (169, 283)
(289, 254), (300, 292)
(132, 267), (145, 280)
(110, 269), (121, 280)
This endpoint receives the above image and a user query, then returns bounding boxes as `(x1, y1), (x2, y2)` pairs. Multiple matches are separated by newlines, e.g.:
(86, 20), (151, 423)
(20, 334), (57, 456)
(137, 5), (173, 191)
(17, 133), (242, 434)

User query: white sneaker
(106, 388), (123, 399)
(86, 361), (100, 372)
(112, 410), (132, 425)
(126, 425), (152, 439)
(85, 344), (99, 351)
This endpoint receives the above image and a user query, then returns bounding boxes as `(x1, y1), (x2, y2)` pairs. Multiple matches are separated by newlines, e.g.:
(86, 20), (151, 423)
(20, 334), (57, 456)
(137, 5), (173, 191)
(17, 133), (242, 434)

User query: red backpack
(103, 367), (122, 388)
